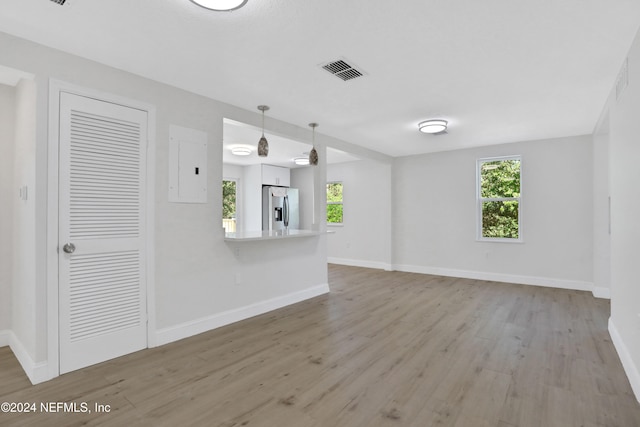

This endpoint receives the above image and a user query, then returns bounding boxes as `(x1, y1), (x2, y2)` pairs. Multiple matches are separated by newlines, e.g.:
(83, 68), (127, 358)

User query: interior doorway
(57, 91), (150, 373)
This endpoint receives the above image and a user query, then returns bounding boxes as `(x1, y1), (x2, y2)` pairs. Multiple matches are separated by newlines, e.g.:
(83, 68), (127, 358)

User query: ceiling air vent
(320, 59), (365, 81)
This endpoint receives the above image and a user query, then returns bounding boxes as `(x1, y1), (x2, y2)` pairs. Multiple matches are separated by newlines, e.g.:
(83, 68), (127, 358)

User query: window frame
(326, 181), (344, 226)
(222, 177), (240, 232)
(476, 155), (522, 243)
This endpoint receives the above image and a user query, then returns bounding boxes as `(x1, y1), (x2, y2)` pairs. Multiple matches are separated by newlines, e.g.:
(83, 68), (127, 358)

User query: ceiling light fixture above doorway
(189, 0), (247, 11)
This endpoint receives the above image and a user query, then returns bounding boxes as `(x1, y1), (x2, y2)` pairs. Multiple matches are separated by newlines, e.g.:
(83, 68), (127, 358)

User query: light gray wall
(392, 135), (594, 287)
(592, 116), (611, 298)
(0, 31), (329, 367)
(0, 84), (15, 332)
(326, 159), (392, 269)
(291, 167), (315, 230)
(242, 164), (262, 232)
(598, 27), (640, 401)
(12, 78), (38, 358)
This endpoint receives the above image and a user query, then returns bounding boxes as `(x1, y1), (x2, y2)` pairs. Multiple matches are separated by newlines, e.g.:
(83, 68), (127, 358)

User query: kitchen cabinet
(238, 164), (291, 232)
(262, 164), (290, 187)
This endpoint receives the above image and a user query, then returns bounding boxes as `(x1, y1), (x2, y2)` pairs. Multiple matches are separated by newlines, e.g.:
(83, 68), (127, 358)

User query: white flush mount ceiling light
(418, 119), (448, 134)
(231, 146), (252, 156)
(293, 157), (310, 166)
(189, 0), (247, 11)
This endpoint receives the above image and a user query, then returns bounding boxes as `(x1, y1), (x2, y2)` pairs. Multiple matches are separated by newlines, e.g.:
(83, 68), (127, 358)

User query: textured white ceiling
(1, 0), (639, 156)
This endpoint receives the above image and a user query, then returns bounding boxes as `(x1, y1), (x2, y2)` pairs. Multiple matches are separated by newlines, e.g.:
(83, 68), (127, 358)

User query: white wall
(326, 159), (392, 270)
(0, 31), (331, 378)
(0, 84), (15, 332)
(592, 116), (611, 298)
(393, 135), (594, 290)
(598, 28), (640, 402)
(12, 78), (38, 360)
(291, 167), (314, 229)
(243, 164), (262, 232)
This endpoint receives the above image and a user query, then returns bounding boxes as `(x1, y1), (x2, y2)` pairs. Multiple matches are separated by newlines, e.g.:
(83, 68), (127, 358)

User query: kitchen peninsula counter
(224, 229), (331, 242)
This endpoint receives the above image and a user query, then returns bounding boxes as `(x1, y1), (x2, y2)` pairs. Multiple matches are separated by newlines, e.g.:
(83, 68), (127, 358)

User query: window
(222, 179), (237, 232)
(477, 156), (521, 241)
(326, 182), (343, 224)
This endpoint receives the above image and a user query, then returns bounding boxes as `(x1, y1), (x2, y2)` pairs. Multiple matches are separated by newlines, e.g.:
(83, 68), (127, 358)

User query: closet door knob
(62, 243), (76, 254)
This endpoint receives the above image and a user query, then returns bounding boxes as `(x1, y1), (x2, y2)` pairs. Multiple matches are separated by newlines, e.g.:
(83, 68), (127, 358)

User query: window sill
(327, 223), (344, 227)
(476, 237), (523, 244)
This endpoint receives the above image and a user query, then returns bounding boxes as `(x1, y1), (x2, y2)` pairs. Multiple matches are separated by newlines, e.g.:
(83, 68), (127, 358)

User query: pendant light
(308, 123), (319, 166)
(257, 105), (269, 157)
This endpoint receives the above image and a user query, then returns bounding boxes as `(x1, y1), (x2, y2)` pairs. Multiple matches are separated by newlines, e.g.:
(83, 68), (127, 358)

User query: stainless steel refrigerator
(262, 186), (299, 231)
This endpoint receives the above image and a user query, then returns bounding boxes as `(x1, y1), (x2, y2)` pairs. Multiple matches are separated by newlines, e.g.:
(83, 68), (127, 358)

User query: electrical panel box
(168, 125), (207, 203)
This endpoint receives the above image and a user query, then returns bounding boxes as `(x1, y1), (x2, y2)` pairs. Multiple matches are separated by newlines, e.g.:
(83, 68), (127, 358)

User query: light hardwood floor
(1, 265), (639, 426)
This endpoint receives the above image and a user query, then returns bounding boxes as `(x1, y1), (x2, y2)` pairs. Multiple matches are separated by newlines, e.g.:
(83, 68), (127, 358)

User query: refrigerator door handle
(284, 195), (289, 227)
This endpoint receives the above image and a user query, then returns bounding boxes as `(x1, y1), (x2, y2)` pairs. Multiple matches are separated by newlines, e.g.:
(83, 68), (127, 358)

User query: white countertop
(224, 229), (327, 241)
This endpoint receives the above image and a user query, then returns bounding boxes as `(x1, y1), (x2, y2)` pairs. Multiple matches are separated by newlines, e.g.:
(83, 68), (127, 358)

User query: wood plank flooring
(1, 264), (639, 426)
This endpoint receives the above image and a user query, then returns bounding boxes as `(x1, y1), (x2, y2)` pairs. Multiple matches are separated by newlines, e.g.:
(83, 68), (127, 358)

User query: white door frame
(47, 79), (157, 380)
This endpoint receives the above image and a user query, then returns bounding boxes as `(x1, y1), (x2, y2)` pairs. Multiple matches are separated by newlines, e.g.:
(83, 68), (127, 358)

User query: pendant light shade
(308, 123), (319, 166)
(309, 147), (318, 166)
(257, 136), (269, 157)
(257, 105), (269, 157)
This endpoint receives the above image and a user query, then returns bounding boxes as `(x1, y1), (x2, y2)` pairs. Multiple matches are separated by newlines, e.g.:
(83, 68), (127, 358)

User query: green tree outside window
(478, 158), (521, 239)
(327, 182), (343, 224)
(222, 180), (237, 232)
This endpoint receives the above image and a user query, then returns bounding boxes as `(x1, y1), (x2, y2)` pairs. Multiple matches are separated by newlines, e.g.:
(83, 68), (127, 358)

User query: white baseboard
(592, 286), (611, 299)
(392, 263), (593, 292)
(6, 331), (49, 385)
(609, 317), (640, 403)
(328, 257), (393, 271)
(155, 283), (330, 347)
(0, 329), (10, 347)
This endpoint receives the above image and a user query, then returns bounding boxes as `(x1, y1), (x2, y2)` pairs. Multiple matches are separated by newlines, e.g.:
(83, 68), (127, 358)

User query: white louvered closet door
(59, 92), (148, 374)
